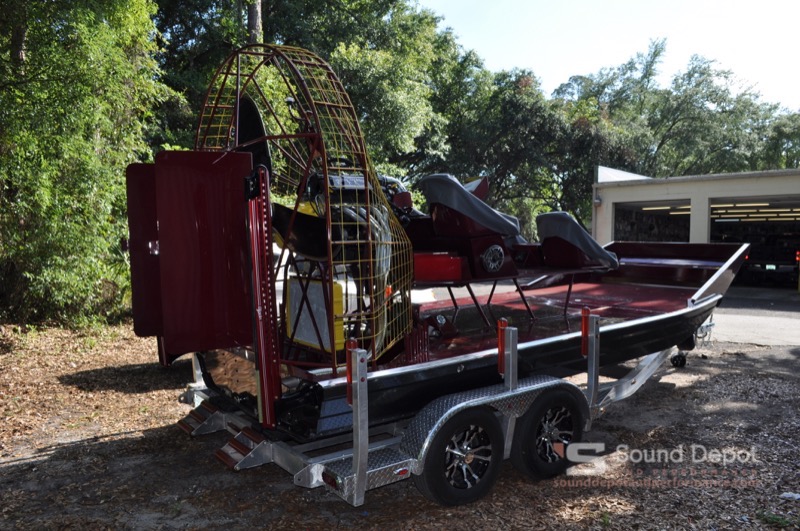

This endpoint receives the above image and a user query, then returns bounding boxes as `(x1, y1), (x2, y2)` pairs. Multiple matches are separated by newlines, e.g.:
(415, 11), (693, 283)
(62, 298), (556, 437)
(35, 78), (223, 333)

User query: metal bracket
(350, 347), (369, 506)
(583, 308), (673, 429)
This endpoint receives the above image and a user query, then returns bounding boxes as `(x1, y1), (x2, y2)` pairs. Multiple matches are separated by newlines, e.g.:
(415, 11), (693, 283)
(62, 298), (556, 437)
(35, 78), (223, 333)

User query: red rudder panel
(126, 163), (164, 338)
(154, 151), (254, 362)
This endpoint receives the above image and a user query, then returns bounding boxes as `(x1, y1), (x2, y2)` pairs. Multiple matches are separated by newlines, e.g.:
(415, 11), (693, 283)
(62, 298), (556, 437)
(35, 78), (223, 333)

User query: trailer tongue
(125, 44), (748, 506)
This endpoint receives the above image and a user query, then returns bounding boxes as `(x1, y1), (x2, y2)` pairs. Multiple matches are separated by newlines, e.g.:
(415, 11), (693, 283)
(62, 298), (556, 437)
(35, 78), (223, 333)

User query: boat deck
(417, 279), (699, 362)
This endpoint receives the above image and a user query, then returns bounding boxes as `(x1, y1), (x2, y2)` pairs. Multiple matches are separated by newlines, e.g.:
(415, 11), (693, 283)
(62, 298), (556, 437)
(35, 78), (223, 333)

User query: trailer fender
(399, 375), (589, 475)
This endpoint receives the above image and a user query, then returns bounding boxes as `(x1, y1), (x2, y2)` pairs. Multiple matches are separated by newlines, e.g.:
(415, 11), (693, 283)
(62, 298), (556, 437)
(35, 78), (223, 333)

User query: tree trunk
(9, 4), (27, 71)
(247, 0), (263, 44)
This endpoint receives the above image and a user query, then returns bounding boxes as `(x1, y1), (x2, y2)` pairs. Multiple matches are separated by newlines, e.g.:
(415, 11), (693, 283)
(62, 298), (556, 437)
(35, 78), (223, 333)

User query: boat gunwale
(690, 243), (750, 302)
(316, 292), (722, 389)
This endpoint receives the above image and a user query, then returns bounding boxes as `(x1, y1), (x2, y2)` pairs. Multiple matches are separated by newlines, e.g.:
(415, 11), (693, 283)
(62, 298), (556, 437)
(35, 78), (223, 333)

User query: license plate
(766, 264), (776, 270)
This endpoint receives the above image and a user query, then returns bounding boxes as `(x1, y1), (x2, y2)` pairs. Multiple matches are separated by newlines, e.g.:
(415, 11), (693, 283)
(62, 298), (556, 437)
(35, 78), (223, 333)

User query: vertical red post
(581, 306), (590, 357)
(248, 165), (281, 428)
(346, 339), (358, 406)
(497, 318), (508, 375)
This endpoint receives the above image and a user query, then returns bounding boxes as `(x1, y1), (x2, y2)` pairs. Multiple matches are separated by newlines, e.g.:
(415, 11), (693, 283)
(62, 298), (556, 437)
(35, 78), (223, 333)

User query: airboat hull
(269, 288), (722, 439)
(125, 44), (750, 444)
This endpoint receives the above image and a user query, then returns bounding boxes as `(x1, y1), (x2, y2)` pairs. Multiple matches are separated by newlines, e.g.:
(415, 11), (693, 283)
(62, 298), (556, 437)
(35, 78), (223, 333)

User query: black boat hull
(279, 294), (721, 439)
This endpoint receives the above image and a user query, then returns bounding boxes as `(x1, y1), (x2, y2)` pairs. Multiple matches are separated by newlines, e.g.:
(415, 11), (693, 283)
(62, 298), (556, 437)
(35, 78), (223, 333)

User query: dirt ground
(1, 322), (799, 530)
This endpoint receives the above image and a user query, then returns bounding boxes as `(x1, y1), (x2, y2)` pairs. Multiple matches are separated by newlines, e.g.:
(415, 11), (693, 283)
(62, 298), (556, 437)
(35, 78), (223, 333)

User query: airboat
(125, 44), (748, 506)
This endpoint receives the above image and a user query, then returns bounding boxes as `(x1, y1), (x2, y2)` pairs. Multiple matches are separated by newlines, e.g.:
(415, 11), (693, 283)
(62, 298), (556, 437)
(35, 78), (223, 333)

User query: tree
(554, 39), (666, 118)
(759, 112), (800, 169)
(0, 0), (165, 322)
(420, 67), (568, 236)
(153, 0), (245, 148)
(247, 0), (263, 44)
(635, 57), (774, 177)
(458, 72), (636, 230)
(327, 6), (443, 171)
(553, 41), (782, 180)
(550, 103), (638, 224)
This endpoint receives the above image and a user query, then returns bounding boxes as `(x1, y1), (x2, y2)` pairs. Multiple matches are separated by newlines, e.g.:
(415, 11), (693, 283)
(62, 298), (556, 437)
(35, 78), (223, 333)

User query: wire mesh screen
(196, 45), (414, 366)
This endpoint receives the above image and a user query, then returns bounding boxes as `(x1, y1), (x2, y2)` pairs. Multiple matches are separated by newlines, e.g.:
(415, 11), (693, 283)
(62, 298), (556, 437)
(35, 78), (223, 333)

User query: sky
(418, 0), (800, 110)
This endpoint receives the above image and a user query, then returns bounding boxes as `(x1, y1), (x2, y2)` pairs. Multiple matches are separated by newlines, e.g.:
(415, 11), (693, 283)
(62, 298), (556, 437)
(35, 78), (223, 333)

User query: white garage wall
(592, 168), (800, 244)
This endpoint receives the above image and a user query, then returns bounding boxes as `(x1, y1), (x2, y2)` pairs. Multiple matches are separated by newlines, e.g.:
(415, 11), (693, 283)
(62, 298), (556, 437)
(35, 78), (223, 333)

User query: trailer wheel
(670, 352), (687, 368)
(511, 389), (584, 480)
(413, 407), (503, 506)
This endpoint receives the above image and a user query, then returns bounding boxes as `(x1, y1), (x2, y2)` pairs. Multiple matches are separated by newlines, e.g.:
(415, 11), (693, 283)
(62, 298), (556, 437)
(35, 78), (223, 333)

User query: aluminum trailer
(179, 314), (683, 506)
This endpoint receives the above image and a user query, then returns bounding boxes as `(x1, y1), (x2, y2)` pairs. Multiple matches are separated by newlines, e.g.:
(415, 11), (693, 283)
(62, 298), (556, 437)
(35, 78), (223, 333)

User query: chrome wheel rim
(444, 424), (494, 489)
(535, 406), (574, 463)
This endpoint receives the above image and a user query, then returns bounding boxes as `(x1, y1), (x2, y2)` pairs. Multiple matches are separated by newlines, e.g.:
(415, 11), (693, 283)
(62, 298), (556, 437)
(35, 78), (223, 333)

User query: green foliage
(329, 5), (441, 164)
(330, 41), (433, 162)
(0, 0), (164, 323)
(155, 0), (247, 110)
(153, 0), (443, 163)
(4, 0), (800, 325)
(756, 510), (798, 528)
(760, 113), (800, 168)
(553, 40), (790, 179)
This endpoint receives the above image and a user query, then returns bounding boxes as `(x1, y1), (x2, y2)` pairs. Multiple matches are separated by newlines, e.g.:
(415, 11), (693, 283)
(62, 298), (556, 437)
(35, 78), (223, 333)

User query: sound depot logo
(554, 441), (759, 477)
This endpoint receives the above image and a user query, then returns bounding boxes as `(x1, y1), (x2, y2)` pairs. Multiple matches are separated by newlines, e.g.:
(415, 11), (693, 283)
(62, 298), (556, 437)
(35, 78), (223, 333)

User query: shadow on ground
(58, 358), (193, 393)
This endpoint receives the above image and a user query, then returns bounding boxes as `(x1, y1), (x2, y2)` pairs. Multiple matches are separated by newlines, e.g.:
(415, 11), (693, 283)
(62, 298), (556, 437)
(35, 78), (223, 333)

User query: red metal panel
(126, 163), (163, 338)
(429, 204), (495, 238)
(155, 151), (253, 359)
(413, 252), (468, 283)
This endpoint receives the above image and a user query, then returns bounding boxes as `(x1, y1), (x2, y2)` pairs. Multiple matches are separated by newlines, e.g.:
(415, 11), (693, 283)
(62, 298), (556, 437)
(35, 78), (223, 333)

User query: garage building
(591, 166), (800, 286)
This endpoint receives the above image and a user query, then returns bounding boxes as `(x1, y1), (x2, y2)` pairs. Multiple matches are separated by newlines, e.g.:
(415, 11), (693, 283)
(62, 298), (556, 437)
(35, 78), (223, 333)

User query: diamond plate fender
(399, 375), (590, 475)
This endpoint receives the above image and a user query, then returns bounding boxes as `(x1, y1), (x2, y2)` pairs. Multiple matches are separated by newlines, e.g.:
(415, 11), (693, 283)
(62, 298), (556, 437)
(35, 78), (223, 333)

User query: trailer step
(177, 400), (254, 437)
(177, 400), (225, 436)
(319, 447), (415, 504)
(215, 427), (272, 471)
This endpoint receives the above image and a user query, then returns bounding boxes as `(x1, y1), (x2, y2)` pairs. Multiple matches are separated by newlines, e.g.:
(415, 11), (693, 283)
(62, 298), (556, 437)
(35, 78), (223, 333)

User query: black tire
(511, 389), (584, 480)
(671, 353), (687, 368)
(412, 407), (503, 506)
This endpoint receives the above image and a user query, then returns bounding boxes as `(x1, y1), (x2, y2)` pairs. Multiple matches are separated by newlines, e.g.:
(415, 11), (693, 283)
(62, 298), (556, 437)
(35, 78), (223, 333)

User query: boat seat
(410, 175), (535, 326)
(521, 212), (619, 316)
(411, 173), (524, 281)
(417, 174), (525, 246)
(537, 211), (619, 270)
